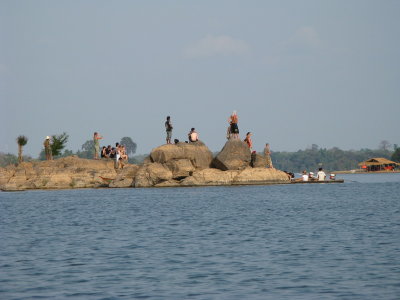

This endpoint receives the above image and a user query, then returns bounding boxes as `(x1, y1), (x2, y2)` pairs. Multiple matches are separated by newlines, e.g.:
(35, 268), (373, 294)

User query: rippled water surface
(1, 174), (400, 299)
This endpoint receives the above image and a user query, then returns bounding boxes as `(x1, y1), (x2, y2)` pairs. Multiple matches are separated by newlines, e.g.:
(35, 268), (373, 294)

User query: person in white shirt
(302, 170), (309, 181)
(317, 168), (326, 181)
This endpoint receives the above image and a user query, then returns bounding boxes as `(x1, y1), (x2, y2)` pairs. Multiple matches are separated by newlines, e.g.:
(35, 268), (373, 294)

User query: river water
(1, 174), (399, 299)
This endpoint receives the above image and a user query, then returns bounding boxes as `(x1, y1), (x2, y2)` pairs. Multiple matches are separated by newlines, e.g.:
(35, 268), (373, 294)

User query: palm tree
(16, 135), (28, 163)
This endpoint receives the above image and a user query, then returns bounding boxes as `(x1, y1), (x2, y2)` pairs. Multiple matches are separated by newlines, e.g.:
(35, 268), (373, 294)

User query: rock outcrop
(0, 156), (118, 191)
(0, 141), (290, 191)
(212, 139), (251, 170)
(108, 165), (140, 188)
(180, 167), (289, 186)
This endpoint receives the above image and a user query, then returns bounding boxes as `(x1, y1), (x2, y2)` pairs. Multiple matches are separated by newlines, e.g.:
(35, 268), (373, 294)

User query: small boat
(290, 179), (344, 184)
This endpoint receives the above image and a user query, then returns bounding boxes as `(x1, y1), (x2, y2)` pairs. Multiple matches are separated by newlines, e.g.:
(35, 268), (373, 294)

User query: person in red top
(244, 132), (252, 150)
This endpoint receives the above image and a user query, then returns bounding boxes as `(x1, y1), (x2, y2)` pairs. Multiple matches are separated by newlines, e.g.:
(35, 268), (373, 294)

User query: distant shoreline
(333, 170), (400, 174)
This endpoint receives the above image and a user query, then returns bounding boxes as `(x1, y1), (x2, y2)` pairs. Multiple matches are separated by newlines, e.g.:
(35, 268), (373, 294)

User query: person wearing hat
(43, 136), (52, 160)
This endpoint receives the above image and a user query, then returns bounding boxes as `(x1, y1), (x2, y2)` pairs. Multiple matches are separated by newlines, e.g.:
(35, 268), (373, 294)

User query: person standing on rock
(93, 132), (103, 160)
(264, 143), (273, 168)
(244, 132), (253, 150)
(165, 116), (173, 144)
(44, 136), (52, 160)
(228, 111), (239, 139)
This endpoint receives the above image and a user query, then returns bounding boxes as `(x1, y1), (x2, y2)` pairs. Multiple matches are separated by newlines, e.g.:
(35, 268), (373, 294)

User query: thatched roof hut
(358, 158), (399, 171)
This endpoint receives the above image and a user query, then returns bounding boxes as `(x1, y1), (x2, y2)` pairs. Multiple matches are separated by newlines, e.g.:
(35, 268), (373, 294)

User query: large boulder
(233, 168), (290, 184)
(180, 169), (239, 186)
(134, 163), (173, 188)
(165, 159), (195, 179)
(213, 139), (251, 171)
(151, 141), (212, 168)
(109, 165), (140, 188)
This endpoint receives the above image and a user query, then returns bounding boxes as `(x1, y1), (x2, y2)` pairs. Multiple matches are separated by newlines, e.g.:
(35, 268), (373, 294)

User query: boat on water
(290, 179), (344, 184)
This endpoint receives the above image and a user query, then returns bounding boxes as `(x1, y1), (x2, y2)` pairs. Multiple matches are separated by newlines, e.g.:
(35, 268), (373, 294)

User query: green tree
(16, 135), (28, 163)
(392, 148), (400, 163)
(76, 140), (94, 159)
(0, 152), (18, 167)
(51, 132), (69, 157)
(120, 137), (137, 156)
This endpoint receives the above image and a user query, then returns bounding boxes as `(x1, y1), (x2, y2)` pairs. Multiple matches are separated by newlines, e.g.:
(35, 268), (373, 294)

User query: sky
(1, 0), (399, 157)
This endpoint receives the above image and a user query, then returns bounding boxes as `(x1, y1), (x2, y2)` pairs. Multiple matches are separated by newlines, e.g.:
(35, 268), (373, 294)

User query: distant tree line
(1, 136), (399, 171)
(271, 144), (397, 173)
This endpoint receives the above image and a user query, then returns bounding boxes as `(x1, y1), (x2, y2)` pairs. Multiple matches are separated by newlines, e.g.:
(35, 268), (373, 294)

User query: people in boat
(317, 167), (326, 181)
(165, 116), (173, 144)
(308, 172), (317, 181)
(283, 171), (295, 180)
(264, 143), (274, 168)
(188, 128), (199, 142)
(93, 132), (103, 160)
(302, 170), (309, 181)
(228, 111), (239, 139)
(244, 132), (253, 150)
(330, 174), (336, 180)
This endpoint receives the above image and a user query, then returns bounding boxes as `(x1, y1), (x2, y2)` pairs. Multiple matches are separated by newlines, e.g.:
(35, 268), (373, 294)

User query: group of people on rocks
(164, 111), (274, 169)
(93, 132), (127, 169)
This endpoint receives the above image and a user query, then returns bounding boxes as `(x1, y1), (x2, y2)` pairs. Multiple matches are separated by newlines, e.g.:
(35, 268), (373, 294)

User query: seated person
(120, 145), (128, 160)
(188, 128), (199, 142)
(109, 147), (116, 159)
(101, 146), (107, 158)
(308, 172), (317, 181)
(105, 145), (112, 158)
(294, 170), (308, 182)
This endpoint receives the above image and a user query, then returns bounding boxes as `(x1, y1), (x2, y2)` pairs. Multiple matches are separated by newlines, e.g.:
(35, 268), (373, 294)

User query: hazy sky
(1, 0), (399, 157)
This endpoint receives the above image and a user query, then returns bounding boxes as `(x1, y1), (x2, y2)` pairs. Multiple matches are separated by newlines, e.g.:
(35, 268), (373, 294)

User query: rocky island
(0, 140), (290, 191)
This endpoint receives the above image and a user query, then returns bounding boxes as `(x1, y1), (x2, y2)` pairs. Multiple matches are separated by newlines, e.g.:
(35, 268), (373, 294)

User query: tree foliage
(16, 135), (28, 163)
(51, 132), (69, 157)
(120, 137), (137, 155)
(392, 148), (400, 163)
(75, 140), (94, 159)
(0, 152), (18, 167)
(17, 135), (28, 146)
(271, 146), (394, 173)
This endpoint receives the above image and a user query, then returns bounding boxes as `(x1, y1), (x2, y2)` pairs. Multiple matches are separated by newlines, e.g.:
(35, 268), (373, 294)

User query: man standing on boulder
(228, 110), (239, 139)
(165, 116), (173, 144)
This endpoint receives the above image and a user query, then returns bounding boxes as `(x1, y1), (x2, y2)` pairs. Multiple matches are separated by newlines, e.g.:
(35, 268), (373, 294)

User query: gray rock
(212, 139), (251, 170)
